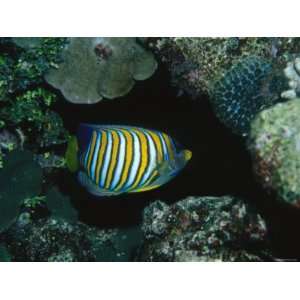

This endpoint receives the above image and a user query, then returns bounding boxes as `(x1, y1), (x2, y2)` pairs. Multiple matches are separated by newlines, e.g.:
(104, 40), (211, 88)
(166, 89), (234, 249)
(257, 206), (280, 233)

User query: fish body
(66, 123), (192, 196)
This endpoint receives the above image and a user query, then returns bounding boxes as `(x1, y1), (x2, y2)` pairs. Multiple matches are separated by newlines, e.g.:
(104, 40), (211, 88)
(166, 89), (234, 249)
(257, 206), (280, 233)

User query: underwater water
(1, 37), (300, 261)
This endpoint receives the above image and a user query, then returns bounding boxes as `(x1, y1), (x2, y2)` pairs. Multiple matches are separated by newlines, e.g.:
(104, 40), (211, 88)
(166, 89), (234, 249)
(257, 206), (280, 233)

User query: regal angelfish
(66, 123), (192, 196)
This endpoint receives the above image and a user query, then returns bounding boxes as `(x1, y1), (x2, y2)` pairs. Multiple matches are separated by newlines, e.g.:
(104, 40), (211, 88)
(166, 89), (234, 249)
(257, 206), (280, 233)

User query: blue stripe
(158, 132), (168, 161)
(110, 130), (126, 190)
(122, 130), (140, 190)
(138, 130), (156, 187)
(100, 130), (113, 188)
(90, 132), (101, 181)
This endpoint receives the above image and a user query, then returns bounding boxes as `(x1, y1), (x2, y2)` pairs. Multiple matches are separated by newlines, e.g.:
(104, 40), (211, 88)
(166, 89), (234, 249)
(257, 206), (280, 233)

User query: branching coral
(45, 37), (157, 104)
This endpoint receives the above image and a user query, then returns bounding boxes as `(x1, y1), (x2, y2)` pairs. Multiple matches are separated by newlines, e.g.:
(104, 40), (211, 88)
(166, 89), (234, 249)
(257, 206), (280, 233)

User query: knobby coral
(249, 99), (300, 205)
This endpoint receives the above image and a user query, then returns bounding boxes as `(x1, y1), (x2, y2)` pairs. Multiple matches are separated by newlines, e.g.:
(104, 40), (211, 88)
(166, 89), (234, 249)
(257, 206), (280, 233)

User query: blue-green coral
(210, 56), (287, 136)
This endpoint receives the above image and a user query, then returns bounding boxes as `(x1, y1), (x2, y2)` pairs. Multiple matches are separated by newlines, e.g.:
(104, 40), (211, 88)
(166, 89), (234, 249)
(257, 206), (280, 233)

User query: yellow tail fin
(65, 135), (79, 173)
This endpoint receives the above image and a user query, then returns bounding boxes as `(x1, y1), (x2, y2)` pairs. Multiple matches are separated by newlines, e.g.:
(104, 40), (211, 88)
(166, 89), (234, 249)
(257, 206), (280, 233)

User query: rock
(4, 214), (142, 262)
(137, 196), (273, 261)
(45, 37), (157, 104)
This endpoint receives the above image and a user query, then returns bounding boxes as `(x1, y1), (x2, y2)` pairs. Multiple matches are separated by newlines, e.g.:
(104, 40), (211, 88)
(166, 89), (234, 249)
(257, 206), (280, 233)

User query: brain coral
(45, 37), (157, 104)
(210, 56), (286, 136)
(248, 99), (300, 205)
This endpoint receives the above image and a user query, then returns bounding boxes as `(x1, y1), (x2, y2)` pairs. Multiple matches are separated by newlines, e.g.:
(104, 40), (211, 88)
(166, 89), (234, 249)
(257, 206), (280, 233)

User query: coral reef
(210, 56), (286, 136)
(152, 37), (300, 96)
(248, 99), (300, 205)
(2, 37), (300, 262)
(137, 196), (273, 261)
(151, 38), (300, 135)
(0, 150), (43, 233)
(45, 37), (157, 104)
